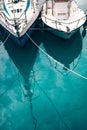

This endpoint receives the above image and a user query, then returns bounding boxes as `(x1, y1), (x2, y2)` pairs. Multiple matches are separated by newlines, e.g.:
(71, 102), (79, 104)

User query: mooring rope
(37, 82), (70, 130)
(29, 97), (37, 130)
(0, 33), (10, 49)
(26, 33), (87, 80)
(31, 68), (71, 130)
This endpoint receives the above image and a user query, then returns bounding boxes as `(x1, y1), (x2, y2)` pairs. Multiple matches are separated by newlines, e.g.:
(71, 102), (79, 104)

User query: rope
(32, 69), (71, 130)
(26, 33), (87, 80)
(0, 33), (10, 49)
(36, 81), (71, 130)
(29, 97), (37, 130)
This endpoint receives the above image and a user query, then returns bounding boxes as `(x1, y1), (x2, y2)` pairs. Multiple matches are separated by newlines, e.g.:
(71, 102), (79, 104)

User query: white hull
(45, 25), (77, 39)
(41, 0), (86, 39)
(0, 0), (44, 38)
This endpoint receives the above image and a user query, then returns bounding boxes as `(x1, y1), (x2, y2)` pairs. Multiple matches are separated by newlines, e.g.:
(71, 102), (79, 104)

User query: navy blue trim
(0, 20), (37, 46)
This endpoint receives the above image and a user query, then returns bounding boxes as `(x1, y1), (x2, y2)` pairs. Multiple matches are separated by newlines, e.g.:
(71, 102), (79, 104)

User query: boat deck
(0, 0), (44, 37)
(42, 1), (86, 32)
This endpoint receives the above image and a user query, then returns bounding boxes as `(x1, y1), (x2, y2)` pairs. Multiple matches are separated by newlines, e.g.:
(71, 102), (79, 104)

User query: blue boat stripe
(4, 3), (10, 16)
(25, 0), (30, 12)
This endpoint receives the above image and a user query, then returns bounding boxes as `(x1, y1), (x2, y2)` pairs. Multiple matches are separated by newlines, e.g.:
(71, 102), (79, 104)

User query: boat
(0, 0), (44, 46)
(41, 0), (86, 39)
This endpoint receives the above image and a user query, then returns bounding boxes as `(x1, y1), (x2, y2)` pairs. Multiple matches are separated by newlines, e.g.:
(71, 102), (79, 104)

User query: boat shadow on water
(1, 30), (42, 99)
(42, 29), (83, 72)
(0, 30), (42, 130)
(0, 27), (83, 92)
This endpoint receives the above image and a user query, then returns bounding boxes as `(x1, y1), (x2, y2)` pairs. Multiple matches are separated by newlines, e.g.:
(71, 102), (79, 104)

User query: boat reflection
(0, 30), (40, 130)
(4, 30), (40, 98)
(42, 29), (83, 72)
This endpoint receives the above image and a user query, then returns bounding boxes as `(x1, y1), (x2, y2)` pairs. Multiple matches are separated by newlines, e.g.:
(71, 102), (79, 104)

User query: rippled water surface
(0, 1), (87, 130)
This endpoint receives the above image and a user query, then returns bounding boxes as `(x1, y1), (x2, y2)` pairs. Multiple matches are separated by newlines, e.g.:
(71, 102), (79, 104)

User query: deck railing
(42, 13), (86, 32)
(0, 9), (27, 27)
(0, 0), (43, 27)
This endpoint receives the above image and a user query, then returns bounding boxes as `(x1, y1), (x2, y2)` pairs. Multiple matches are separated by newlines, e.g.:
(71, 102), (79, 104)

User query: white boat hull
(41, 0), (86, 39)
(44, 24), (79, 39)
(0, 17), (38, 46)
(0, 0), (45, 46)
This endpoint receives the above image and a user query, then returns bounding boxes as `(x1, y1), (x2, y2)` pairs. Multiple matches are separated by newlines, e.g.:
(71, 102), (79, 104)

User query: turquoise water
(0, 1), (87, 130)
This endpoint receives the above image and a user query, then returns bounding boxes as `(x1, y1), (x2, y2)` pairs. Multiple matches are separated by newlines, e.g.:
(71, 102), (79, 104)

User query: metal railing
(42, 12), (86, 31)
(0, 9), (28, 27)
(0, 0), (43, 27)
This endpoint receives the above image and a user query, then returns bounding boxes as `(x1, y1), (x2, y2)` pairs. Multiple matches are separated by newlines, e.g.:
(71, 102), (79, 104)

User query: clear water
(0, 1), (87, 130)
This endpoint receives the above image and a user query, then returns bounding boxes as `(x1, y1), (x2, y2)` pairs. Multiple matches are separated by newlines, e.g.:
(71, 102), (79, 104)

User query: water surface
(0, 1), (87, 130)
